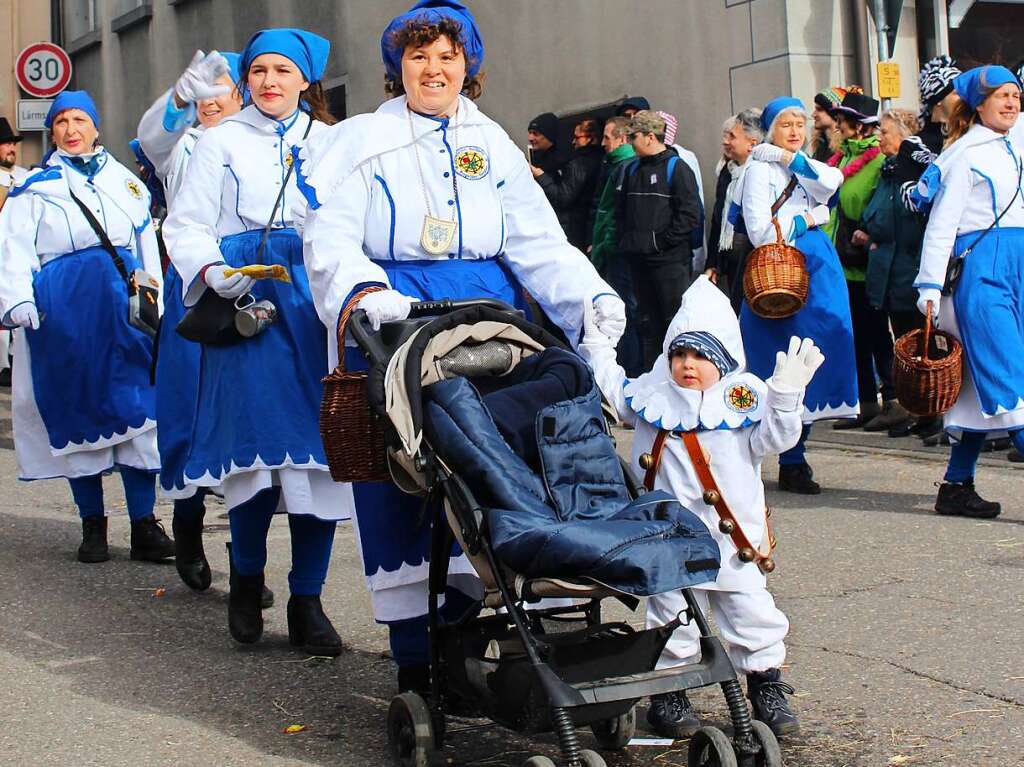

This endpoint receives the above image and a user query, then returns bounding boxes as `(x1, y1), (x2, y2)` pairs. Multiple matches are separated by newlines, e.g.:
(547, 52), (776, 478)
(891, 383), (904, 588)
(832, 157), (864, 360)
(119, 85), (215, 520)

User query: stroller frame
(349, 301), (778, 767)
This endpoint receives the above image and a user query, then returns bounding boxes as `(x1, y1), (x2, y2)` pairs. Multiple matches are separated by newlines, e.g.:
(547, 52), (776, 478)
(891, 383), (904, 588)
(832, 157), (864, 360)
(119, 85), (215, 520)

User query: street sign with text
(17, 99), (54, 132)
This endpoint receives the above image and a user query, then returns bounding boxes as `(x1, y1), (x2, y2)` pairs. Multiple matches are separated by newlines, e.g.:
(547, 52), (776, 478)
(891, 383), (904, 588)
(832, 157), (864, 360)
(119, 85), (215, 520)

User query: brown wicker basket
(743, 218), (810, 319)
(893, 302), (963, 417)
(319, 286), (391, 483)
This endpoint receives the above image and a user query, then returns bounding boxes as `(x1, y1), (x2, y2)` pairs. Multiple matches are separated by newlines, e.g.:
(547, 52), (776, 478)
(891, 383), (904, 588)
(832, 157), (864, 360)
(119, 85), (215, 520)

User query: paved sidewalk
(0, 438), (1020, 766)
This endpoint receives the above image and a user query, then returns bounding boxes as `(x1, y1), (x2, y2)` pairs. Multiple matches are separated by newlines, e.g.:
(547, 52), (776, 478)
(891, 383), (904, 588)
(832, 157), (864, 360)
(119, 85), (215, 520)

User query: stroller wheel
(749, 721), (783, 767)
(687, 726), (738, 767)
(387, 692), (439, 767)
(589, 706), (636, 750)
(521, 757), (556, 767)
(577, 749), (607, 766)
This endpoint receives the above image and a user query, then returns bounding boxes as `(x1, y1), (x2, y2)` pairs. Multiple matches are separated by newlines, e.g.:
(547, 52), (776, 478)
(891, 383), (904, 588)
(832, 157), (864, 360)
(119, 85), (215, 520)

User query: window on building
(65, 0), (97, 42)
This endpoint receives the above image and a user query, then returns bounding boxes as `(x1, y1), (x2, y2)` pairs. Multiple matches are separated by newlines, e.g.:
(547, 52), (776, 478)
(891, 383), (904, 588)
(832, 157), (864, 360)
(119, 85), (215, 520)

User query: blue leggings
(945, 429), (1024, 482)
(778, 424), (813, 466)
(68, 468), (156, 521)
(388, 587), (480, 668)
(227, 487), (337, 596)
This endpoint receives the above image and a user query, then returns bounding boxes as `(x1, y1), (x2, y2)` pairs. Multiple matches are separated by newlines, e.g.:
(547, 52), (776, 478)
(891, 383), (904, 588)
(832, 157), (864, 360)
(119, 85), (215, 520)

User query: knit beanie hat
(813, 86), (847, 113)
(918, 55), (961, 121)
(657, 111), (679, 146)
(528, 112), (560, 143)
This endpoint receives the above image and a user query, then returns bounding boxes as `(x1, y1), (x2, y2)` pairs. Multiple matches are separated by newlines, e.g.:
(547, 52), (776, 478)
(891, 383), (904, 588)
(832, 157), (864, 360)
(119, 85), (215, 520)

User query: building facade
(54, 1), (1020, 193)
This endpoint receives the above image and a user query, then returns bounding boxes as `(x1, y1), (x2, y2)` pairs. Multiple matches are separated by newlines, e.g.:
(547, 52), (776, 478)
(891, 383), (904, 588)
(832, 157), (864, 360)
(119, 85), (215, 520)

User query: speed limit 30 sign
(16, 42), (72, 98)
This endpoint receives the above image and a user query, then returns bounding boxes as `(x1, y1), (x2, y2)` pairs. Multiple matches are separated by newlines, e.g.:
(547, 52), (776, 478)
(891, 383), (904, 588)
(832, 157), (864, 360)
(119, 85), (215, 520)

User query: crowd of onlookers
(529, 59), (1024, 462)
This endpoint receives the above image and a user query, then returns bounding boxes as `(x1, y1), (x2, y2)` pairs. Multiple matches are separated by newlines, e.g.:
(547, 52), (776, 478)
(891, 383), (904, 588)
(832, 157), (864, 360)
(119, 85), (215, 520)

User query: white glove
(751, 143), (787, 164)
(771, 336), (825, 392)
(358, 290), (414, 331)
(175, 50), (231, 104)
(581, 297), (614, 348)
(809, 204), (831, 228)
(916, 288), (941, 321)
(9, 302), (40, 330)
(592, 294), (626, 346)
(204, 264), (254, 299)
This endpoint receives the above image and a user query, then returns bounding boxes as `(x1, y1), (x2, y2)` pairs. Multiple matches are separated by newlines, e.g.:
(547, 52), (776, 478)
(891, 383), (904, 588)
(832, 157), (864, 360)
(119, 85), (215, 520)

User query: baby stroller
(347, 299), (783, 767)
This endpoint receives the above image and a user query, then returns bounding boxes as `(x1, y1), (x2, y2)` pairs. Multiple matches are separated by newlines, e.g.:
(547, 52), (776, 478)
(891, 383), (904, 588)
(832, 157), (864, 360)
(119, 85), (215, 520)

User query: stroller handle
(346, 297), (520, 367)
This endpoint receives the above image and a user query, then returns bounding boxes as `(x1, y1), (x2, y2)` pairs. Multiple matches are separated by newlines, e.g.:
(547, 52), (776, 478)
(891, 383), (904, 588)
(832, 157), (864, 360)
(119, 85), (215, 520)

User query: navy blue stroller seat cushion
(422, 347), (720, 597)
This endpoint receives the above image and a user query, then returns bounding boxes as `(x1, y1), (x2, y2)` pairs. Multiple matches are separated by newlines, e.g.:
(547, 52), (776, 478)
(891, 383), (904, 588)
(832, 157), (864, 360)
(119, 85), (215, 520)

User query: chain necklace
(407, 105), (460, 255)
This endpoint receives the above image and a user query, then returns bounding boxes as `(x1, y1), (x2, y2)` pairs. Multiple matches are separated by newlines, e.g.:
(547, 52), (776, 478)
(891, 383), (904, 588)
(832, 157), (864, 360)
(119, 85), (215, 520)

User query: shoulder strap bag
(68, 186), (160, 338)
(176, 117), (313, 345)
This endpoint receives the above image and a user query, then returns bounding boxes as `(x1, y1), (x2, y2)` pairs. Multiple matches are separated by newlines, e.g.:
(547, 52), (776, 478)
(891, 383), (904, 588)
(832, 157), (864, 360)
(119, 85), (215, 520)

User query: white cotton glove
(9, 303), (40, 330)
(751, 143), (788, 164)
(771, 336), (825, 393)
(808, 204), (831, 228)
(358, 290), (414, 331)
(175, 50), (231, 104)
(204, 264), (254, 299)
(917, 288), (941, 321)
(592, 294), (626, 346)
(581, 298), (614, 347)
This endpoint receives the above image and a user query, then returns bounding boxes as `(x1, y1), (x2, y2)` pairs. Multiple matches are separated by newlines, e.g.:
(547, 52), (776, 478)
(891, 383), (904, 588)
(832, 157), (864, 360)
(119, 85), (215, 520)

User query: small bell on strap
(737, 547), (756, 563)
(760, 557), (776, 574)
(639, 453), (654, 470)
(718, 518), (736, 535)
(702, 489), (720, 505)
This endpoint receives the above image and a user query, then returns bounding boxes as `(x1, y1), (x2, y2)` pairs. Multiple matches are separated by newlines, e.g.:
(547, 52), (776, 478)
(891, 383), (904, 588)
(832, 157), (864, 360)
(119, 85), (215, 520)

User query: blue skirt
(182, 228), (328, 483)
(953, 227), (1024, 417)
(155, 266), (201, 494)
(27, 246), (155, 450)
(740, 229), (858, 417)
(351, 257), (526, 582)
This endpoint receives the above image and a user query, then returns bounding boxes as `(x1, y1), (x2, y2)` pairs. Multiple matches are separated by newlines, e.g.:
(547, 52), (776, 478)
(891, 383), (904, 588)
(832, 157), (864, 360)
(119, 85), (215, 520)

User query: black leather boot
(129, 516), (175, 562)
(173, 511), (211, 591)
(934, 481), (1001, 519)
(77, 516), (109, 563)
(225, 542), (274, 608)
(228, 567), (265, 644)
(287, 595), (344, 656)
(646, 691), (701, 738)
(747, 669), (800, 737)
(778, 463), (821, 495)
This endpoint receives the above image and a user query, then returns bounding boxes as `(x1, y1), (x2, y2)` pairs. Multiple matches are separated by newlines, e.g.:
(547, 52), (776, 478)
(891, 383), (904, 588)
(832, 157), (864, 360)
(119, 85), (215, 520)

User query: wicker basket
(743, 218), (810, 319)
(893, 302), (963, 417)
(319, 287), (391, 483)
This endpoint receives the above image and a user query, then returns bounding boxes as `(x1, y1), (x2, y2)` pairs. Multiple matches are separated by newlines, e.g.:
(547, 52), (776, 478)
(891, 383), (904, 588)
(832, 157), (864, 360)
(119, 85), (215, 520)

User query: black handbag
(68, 188), (160, 338)
(176, 118), (311, 345)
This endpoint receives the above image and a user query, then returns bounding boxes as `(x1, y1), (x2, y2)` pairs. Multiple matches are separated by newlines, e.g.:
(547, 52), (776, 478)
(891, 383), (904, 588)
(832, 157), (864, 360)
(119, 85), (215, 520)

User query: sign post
(16, 42), (73, 99)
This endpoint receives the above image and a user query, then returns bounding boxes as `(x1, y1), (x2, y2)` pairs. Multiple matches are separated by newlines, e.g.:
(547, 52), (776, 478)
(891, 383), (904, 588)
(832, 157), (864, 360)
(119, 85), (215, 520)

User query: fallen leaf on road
(888, 756), (912, 765)
(153, 587), (166, 598)
(283, 724), (307, 734)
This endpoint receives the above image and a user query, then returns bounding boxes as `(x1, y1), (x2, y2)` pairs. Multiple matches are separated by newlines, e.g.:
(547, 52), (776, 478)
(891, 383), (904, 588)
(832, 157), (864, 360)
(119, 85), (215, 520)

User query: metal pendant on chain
(408, 106), (459, 255)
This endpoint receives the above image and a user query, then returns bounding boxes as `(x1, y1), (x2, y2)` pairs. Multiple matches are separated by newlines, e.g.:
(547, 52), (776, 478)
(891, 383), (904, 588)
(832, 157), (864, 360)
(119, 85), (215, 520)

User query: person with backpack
(615, 110), (702, 369)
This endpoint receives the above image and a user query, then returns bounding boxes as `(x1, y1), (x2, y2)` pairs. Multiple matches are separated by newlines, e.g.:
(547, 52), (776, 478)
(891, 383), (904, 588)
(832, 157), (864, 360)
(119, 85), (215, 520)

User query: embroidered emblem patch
(284, 152), (294, 170)
(454, 146), (489, 180)
(125, 180), (143, 200)
(725, 383), (758, 413)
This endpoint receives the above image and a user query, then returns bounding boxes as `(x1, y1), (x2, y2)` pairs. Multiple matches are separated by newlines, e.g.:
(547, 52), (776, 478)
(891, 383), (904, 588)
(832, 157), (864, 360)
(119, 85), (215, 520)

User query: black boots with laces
(747, 668), (800, 737)
(646, 690), (701, 738)
(934, 480), (1001, 519)
(77, 516), (109, 563)
(129, 516), (175, 562)
(778, 463), (821, 495)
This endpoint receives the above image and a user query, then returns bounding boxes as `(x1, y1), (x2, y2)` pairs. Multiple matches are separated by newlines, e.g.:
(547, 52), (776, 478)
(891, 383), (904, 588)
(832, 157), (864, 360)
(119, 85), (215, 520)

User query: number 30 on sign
(16, 43), (73, 99)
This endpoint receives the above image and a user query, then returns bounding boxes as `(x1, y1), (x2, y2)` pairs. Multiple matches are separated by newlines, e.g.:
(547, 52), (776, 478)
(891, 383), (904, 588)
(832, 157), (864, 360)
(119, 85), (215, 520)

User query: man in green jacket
(590, 116), (641, 374)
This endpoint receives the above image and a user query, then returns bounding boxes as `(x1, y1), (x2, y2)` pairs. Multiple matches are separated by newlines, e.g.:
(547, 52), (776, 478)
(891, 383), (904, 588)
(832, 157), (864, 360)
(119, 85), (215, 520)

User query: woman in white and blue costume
(0, 91), (174, 565)
(294, 0), (625, 692)
(163, 28), (353, 654)
(913, 65), (1024, 519)
(734, 96), (857, 494)
(137, 49), (243, 593)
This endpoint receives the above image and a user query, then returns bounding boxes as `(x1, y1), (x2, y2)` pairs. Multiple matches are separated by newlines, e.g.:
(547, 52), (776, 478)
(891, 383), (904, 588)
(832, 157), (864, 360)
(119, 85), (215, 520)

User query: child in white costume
(580, 275), (823, 738)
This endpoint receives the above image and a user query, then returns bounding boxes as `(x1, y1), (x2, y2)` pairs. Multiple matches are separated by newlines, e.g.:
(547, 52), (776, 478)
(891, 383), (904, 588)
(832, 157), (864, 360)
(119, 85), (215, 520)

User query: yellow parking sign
(878, 62), (900, 99)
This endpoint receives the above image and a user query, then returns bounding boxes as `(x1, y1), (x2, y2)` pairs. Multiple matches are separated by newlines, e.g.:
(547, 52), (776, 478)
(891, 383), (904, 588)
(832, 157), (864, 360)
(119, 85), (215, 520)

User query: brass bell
(761, 557), (776, 574)
(737, 547), (756, 563)
(702, 489), (721, 505)
(718, 518), (736, 535)
(639, 453), (654, 470)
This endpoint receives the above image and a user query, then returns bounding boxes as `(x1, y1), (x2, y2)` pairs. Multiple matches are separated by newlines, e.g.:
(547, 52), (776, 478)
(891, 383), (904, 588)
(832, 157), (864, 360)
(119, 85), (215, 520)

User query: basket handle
(772, 217), (785, 246)
(331, 286), (387, 377)
(922, 300), (934, 362)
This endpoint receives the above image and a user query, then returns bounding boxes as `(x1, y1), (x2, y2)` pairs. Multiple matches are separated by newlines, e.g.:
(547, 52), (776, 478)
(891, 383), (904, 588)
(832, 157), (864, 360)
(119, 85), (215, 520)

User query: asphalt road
(0, 431), (1021, 767)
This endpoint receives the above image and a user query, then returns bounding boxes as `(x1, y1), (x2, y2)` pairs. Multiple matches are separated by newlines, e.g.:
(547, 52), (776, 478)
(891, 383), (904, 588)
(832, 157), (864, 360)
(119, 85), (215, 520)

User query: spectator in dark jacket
(616, 95), (650, 118)
(527, 112), (569, 175)
(705, 108), (762, 313)
(532, 117), (604, 249)
(616, 110), (702, 368)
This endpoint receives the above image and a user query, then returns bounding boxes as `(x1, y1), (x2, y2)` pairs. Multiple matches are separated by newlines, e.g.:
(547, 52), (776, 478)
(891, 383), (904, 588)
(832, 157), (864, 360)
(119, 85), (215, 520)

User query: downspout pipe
(851, 0), (873, 95)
